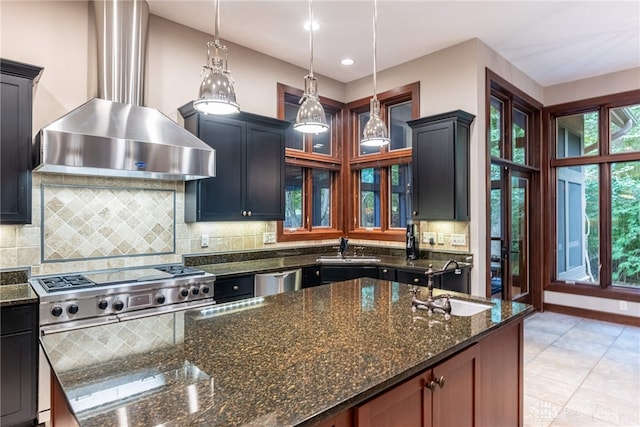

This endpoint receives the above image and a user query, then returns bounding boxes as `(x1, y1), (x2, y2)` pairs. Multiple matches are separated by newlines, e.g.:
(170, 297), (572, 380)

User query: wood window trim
(485, 68), (543, 309)
(277, 83), (345, 242)
(544, 89), (640, 301)
(345, 82), (419, 242)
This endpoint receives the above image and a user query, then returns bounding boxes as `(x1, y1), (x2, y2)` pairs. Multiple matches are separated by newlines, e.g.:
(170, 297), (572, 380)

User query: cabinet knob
(242, 211), (247, 216)
(426, 376), (445, 391)
(412, 211), (418, 216)
(382, 269), (388, 273)
(247, 210), (252, 217)
(315, 270), (320, 277)
(413, 278), (420, 283)
(233, 285), (239, 291)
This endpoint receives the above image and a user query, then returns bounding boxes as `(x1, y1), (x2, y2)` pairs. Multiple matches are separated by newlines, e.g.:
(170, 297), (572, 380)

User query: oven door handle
(40, 315), (120, 335)
(116, 299), (217, 321)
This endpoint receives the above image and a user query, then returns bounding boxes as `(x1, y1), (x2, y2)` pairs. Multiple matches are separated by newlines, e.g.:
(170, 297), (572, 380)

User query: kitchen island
(41, 278), (532, 426)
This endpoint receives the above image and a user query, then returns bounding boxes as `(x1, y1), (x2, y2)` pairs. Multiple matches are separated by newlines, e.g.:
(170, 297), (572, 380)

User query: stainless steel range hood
(34, 0), (215, 181)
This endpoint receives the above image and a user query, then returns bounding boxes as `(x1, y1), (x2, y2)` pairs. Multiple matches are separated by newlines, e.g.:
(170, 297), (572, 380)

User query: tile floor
(524, 311), (640, 427)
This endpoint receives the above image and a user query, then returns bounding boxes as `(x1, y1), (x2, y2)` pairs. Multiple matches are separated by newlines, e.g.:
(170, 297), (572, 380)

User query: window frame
(346, 83), (420, 242)
(276, 83), (345, 242)
(545, 89), (640, 303)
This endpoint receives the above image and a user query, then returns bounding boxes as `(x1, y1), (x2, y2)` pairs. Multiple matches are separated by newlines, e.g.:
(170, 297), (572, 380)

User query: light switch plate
(263, 232), (276, 244)
(422, 232), (436, 244)
(451, 234), (467, 246)
(200, 234), (209, 248)
(437, 233), (445, 245)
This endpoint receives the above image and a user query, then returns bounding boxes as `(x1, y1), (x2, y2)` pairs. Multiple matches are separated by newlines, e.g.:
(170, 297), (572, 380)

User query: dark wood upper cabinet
(179, 104), (289, 222)
(409, 110), (475, 221)
(0, 59), (43, 224)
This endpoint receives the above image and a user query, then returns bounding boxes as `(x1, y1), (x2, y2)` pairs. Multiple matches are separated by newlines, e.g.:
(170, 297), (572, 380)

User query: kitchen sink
(436, 298), (493, 317)
(316, 256), (381, 264)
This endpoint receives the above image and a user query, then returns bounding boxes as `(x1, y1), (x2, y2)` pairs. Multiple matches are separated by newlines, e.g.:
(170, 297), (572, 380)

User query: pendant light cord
(214, 0), (220, 43)
(309, 0), (314, 78)
(372, 0), (378, 100)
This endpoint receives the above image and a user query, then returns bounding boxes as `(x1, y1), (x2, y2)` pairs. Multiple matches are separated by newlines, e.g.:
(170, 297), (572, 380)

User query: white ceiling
(147, 0), (640, 87)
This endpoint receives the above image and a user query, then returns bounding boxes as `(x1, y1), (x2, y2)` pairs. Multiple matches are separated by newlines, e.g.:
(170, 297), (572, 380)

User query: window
(549, 95), (640, 293)
(347, 83), (419, 241)
(277, 84), (344, 241)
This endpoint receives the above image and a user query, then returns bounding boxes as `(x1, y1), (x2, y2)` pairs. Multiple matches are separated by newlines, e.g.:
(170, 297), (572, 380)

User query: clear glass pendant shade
(294, 75), (329, 134)
(361, 98), (390, 147)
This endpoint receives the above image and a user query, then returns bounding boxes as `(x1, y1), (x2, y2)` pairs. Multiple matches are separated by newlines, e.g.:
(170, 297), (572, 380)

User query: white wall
(544, 67), (640, 106)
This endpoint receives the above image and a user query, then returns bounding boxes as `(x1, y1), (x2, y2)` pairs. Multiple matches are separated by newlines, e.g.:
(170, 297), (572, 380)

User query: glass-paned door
(490, 163), (531, 302)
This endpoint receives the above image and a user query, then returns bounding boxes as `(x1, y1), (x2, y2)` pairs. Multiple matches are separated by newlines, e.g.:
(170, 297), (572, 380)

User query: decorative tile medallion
(42, 184), (175, 262)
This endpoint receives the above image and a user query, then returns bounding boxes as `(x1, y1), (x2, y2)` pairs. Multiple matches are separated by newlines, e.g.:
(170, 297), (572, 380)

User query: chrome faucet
(443, 259), (459, 271)
(409, 264), (452, 316)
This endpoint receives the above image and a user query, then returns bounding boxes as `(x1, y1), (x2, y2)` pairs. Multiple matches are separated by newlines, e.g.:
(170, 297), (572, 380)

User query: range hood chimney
(34, 0), (215, 181)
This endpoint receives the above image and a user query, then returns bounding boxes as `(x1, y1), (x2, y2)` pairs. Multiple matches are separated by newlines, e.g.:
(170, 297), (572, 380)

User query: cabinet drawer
(214, 275), (255, 300)
(396, 269), (428, 287)
(378, 267), (396, 281)
(1, 304), (35, 335)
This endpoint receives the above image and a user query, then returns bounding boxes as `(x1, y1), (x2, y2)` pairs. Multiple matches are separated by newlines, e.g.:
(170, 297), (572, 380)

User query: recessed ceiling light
(303, 21), (319, 31)
(341, 58), (355, 66)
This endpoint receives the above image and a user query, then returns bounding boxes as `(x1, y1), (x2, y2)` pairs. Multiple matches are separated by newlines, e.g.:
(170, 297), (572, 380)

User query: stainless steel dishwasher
(254, 269), (302, 297)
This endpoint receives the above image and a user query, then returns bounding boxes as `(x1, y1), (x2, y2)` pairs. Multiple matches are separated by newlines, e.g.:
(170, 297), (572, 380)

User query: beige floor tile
(525, 394), (561, 427)
(549, 407), (624, 427)
(525, 340), (549, 365)
(573, 318), (625, 338)
(611, 329), (640, 352)
(537, 344), (602, 370)
(559, 327), (619, 348)
(524, 374), (577, 406)
(580, 369), (640, 405)
(600, 348), (640, 373)
(526, 355), (592, 387)
(526, 312), (581, 336)
(564, 387), (640, 426)
(526, 328), (562, 347)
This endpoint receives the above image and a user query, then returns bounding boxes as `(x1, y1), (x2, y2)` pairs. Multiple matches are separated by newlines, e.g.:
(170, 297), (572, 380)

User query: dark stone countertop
(41, 278), (532, 427)
(197, 254), (471, 278)
(0, 283), (38, 307)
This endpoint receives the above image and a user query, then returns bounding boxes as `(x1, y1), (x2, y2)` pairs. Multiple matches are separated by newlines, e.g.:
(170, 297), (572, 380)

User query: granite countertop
(41, 278), (532, 427)
(197, 254), (471, 278)
(0, 283), (38, 307)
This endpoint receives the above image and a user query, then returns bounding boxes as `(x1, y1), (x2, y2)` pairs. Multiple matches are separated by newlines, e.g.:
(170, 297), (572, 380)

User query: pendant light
(294, 0), (329, 134)
(193, 0), (240, 115)
(361, 0), (390, 147)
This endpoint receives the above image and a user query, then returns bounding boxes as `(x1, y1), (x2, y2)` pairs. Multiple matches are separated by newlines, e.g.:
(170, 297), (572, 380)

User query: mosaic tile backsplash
(42, 184), (175, 262)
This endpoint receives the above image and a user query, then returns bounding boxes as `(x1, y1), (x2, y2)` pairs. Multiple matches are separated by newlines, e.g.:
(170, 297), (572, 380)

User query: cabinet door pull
(247, 210), (252, 217)
(242, 210), (247, 216)
(315, 270), (320, 277)
(382, 269), (388, 273)
(233, 285), (239, 291)
(413, 278), (420, 283)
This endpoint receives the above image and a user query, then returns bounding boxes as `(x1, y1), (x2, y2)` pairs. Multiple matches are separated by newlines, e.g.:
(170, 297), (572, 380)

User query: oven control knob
(180, 288), (189, 298)
(51, 306), (63, 317)
(98, 300), (108, 310)
(201, 285), (210, 294)
(156, 294), (166, 304)
(191, 287), (199, 296)
(113, 300), (124, 311)
(68, 304), (79, 315)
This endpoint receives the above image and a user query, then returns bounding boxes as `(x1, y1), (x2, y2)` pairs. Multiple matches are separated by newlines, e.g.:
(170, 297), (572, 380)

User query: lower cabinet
(0, 302), (38, 427)
(396, 268), (429, 287)
(356, 344), (480, 427)
(214, 274), (254, 304)
(353, 318), (523, 427)
(322, 266), (378, 284)
(302, 266), (322, 288)
(378, 267), (396, 281)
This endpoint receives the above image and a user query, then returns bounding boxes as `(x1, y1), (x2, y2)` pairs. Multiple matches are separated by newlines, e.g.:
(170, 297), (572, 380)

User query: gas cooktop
(37, 265), (206, 293)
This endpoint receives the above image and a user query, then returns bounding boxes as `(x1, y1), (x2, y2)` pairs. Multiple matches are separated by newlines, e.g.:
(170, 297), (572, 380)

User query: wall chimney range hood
(34, 0), (215, 181)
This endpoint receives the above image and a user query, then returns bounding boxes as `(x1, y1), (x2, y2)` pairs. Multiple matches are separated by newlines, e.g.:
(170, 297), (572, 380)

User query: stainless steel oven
(30, 264), (216, 425)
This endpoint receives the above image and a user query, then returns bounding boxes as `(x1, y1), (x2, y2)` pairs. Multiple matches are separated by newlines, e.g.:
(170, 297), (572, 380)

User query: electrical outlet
(263, 232), (276, 244)
(619, 301), (628, 311)
(200, 234), (209, 248)
(422, 232), (436, 244)
(437, 233), (445, 245)
(451, 234), (467, 246)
